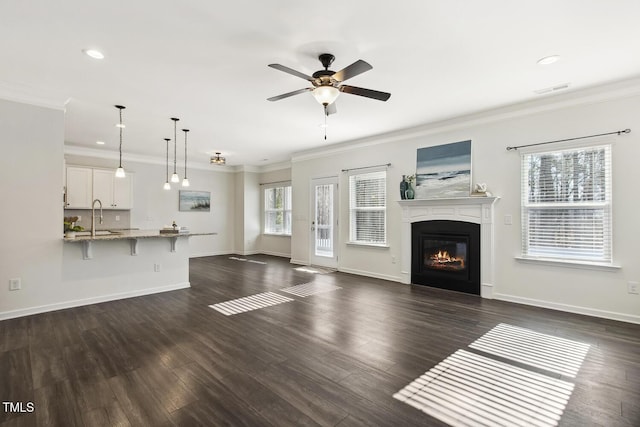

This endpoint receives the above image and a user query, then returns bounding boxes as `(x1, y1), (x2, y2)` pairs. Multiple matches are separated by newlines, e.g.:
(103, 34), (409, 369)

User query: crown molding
(0, 89), (68, 111)
(63, 145), (237, 173)
(64, 145), (292, 174)
(291, 76), (640, 163)
(258, 160), (292, 173)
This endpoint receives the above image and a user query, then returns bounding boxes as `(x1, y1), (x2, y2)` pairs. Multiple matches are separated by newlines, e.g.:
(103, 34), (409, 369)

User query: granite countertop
(63, 229), (216, 242)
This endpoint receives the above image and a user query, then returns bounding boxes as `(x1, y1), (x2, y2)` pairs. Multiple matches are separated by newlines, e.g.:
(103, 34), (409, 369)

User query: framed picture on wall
(179, 190), (211, 212)
(415, 140), (472, 199)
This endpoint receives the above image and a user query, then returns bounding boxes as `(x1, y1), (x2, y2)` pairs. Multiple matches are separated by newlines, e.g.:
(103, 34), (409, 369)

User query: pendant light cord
(183, 129), (189, 179)
(165, 138), (170, 181)
(171, 118), (179, 174)
(117, 106), (124, 168)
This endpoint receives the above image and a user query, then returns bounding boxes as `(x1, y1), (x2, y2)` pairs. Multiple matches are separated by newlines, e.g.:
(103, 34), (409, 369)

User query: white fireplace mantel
(398, 196), (499, 298)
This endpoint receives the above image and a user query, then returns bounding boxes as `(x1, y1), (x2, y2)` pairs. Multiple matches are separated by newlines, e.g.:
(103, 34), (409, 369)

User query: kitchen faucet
(91, 199), (103, 237)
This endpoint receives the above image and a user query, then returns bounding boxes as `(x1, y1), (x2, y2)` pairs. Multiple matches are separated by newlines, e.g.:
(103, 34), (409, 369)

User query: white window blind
(521, 144), (612, 263)
(349, 170), (386, 245)
(264, 185), (292, 235)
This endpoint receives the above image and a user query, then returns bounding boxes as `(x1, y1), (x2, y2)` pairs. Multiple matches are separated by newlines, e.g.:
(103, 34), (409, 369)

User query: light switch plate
(504, 215), (513, 225)
(9, 278), (21, 291)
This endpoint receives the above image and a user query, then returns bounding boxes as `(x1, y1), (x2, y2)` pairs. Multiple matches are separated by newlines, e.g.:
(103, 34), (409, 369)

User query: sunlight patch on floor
(394, 349), (574, 427)
(469, 323), (591, 378)
(209, 292), (293, 316)
(280, 282), (341, 297)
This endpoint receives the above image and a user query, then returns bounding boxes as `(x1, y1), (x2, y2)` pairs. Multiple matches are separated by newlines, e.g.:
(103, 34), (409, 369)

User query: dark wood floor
(1, 254), (639, 426)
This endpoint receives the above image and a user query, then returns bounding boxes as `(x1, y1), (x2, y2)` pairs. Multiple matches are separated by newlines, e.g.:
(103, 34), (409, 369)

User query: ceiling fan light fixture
(312, 86), (340, 106)
(210, 152), (226, 165)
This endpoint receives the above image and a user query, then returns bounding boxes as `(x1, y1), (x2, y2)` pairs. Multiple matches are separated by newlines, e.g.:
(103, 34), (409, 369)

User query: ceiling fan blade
(340, 85), (391, 101)
(267, 87), (312, 102)
(326, 102), (337, 115)
(268, 64), (314, 81)
(332, 60), (372, 82)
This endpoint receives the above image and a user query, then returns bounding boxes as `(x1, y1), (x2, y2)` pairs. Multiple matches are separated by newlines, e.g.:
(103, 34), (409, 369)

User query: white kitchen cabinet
(65, 167), (93, 209)
(93, 169), (132, 209)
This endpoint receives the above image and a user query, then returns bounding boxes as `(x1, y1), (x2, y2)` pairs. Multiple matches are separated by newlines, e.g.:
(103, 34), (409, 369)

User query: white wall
(258, 167), (292, 258)
(291, 83), (640, 323)
(232, 170), (261, 255)
(0, 99), (65, 317)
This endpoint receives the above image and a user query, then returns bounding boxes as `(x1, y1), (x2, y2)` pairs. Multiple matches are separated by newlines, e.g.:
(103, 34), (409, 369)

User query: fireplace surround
(398, 197), (499, 298)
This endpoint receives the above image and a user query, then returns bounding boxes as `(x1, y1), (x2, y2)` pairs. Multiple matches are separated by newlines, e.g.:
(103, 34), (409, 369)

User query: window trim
(262, 182), (292, 236)
(348, 169), (387, 246)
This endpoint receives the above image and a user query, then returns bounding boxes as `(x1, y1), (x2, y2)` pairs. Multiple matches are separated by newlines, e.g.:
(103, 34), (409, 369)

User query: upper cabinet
(65, 166), (133, 210)
(93, 169), (132, 209)
(65, 167), (93, 209)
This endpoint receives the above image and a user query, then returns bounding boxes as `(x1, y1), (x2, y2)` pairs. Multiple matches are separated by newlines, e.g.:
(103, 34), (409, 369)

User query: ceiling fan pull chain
(324, 106), (328, 140)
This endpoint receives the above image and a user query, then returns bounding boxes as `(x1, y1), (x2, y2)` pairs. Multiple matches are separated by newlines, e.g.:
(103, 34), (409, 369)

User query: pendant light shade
(170, 117), (180, 183)
(163, 138), (171, 190)
(115, 105), (126, 178)
(182, 128), (190, 187)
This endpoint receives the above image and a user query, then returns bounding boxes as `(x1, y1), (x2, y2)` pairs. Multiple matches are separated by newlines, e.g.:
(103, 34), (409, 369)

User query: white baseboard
(290, 258), (308, 266)
(338, 266), (403, 283)
(189, 250), (234, 258)
(0, 282), (191, 321)
(259, 250), (291, 259)
(493, 292), (640, 325)
(239, 250), (259, 256)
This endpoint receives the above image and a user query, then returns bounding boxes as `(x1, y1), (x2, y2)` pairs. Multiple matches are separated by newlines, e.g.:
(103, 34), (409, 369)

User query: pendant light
(181, 129), (190, 187)
(170, 117), (180, 183)
(163, 138), (171, 190)
(115, 105), (126, 178)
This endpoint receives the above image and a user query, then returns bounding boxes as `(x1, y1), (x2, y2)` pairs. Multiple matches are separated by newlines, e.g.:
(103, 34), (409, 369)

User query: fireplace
(412, 220), (480, 295)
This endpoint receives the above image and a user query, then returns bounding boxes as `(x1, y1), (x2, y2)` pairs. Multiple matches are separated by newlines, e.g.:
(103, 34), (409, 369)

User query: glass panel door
(310, 177), (338, 268)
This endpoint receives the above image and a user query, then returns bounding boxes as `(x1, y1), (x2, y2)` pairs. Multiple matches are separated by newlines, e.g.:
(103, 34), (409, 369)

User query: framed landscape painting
(179, 190), (211, 212)
(415, 140), (472, 199)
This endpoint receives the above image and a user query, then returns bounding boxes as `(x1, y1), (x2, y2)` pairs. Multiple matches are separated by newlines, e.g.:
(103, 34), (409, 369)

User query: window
(521, 144), (612, 263)
(264, 185), (292, 235)
(349, 170), (387, 245)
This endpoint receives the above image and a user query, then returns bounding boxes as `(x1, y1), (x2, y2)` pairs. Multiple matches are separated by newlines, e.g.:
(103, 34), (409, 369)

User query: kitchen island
(57, 229), (218, 315)
(64, 229), (216, 260)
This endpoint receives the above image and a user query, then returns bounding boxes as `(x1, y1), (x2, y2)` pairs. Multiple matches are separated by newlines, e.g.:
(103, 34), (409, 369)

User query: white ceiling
(2, 0), (640, 168)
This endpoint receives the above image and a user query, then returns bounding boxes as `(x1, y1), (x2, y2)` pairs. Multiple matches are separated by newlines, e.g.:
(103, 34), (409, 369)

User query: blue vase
(400, 176), (408, 200)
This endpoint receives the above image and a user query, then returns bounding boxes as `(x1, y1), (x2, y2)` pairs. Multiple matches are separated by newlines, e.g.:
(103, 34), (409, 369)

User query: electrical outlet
(628, 281), (639, 295)
(154, 263), (161, 272)
(9, 278), (21, 291)
(115, 215), (120, 221)
(391, 255), (397, 264)
(504, 215), (513, 225)
(77, 215), (82, 222)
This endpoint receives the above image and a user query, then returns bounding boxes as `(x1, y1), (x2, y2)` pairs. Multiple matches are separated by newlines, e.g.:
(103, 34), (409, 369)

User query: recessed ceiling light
(537, 55), (560, 65)
(96, 140), (105, 145)
(83, 49), (105, 59)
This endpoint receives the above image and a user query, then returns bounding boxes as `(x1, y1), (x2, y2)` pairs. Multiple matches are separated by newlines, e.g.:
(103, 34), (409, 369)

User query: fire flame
(429, 250), (465, 268)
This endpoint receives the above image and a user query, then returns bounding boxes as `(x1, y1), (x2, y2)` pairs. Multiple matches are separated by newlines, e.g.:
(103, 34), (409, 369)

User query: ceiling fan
(267, 53), (391, 115)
